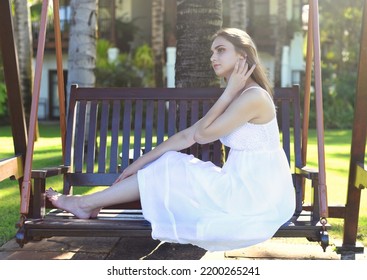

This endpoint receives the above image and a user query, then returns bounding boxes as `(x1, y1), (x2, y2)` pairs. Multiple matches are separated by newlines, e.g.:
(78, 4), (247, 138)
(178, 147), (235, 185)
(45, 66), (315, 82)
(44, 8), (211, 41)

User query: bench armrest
(28, 166), (69, 219)
(295, 165), (319, 180)
(31, 165), (70, 179)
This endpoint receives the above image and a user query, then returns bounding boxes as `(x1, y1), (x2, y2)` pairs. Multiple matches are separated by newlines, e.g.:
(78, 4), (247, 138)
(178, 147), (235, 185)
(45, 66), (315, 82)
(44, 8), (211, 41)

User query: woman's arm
(194, 58), (256, 144)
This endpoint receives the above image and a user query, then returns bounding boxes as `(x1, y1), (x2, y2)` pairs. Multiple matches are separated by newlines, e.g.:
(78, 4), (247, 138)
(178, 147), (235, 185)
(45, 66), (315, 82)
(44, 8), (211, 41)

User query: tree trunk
(175, 0), (222, 87)
(229, 0), (248, 30)
(152, 0), (165, 87)
(13, 0), (34, 131)
(274, 0), (288, 88)
(66, 0), (98, 108)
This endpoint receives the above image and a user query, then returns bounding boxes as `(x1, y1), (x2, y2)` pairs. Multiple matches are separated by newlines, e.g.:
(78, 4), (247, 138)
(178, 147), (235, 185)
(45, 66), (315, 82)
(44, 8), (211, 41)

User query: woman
(46, 28), (295, 251)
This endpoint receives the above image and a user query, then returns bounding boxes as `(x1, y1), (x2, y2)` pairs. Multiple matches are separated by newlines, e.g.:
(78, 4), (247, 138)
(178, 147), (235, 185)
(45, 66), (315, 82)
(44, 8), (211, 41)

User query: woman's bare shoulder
(239, 86), (271, 105)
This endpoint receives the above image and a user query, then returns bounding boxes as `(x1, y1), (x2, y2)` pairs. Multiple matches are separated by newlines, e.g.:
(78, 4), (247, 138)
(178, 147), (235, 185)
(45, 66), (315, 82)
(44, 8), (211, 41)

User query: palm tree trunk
(229, 0), (248, 30)
(152, 0), (165, 87)
(175, 0), (222, 87)
(67, 0), (98, 153)
(66, 0), (98, 108)
(13, 0), (35, 132)
(274, 0), (288, 88)
(175, 0), (224, 163)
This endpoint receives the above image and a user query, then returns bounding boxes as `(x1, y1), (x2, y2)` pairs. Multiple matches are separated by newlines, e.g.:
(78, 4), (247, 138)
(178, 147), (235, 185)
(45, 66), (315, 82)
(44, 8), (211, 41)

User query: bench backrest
(65, 86), (224, 192)
(65, 85), (302, 211)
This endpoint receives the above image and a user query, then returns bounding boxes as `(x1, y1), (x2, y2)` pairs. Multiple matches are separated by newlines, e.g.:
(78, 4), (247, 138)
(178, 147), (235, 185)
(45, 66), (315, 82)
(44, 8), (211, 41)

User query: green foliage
(95, 39), (154, 88)
(321, 64), (356, 129)
(315, 0), (364, 129)
(0, 55), (8, 121)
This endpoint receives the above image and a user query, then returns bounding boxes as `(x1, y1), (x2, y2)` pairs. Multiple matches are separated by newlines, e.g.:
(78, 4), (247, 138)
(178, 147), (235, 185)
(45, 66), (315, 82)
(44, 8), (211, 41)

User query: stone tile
(223, 239), (340, 260)
(142, 242), (207, 260)
(107, 237), (161, 260)
(71, 252), (108, 260)
(1, 236), (366, 261)
(1, 250), (75, 260)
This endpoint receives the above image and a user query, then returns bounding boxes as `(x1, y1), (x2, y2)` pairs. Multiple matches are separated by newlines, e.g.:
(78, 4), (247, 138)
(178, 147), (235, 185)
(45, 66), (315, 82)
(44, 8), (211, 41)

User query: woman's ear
(238, 50), (247, 59)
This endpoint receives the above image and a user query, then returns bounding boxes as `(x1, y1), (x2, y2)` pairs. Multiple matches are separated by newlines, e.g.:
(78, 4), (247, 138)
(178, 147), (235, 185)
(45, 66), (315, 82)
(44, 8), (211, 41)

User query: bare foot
(45, 188), (97, 219)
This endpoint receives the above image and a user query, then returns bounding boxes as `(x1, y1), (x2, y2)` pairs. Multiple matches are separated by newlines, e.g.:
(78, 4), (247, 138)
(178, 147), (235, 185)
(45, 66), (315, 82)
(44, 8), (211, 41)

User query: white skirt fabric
(137, 147), (295, 252)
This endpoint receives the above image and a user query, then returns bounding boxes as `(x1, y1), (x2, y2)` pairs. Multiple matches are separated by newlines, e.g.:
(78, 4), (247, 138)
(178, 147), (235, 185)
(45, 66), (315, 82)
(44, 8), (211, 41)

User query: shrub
(95, 39), (153, 88)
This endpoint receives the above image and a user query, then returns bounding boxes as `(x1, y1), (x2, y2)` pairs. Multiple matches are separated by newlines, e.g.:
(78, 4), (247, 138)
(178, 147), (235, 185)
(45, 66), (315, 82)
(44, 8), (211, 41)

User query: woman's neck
(242, 78), (259, 91)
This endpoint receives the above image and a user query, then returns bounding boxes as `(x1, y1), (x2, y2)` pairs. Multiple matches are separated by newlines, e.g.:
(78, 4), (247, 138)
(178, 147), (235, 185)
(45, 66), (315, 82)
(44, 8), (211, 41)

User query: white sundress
(137, 86), (296, 252)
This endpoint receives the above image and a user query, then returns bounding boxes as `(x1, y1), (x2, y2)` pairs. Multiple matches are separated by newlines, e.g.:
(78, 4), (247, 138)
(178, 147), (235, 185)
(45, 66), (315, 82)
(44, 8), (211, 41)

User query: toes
(45, 187), (58, 198)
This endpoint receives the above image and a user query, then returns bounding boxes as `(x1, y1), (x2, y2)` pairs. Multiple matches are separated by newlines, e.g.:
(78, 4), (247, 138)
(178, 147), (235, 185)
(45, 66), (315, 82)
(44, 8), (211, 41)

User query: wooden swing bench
(16, 84), (329, 250)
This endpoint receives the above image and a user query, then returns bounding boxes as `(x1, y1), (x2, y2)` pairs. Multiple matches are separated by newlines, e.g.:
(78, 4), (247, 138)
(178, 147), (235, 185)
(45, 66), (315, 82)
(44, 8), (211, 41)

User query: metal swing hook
(319, 217), (329, 252)
(15, 214), (27, 247)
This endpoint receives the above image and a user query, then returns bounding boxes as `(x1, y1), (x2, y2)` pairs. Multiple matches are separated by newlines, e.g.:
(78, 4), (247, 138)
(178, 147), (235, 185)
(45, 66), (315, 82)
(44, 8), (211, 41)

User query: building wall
(35, 54), (68, 120)
(35, 0), (305, 120)
(130, 0), (152, 48)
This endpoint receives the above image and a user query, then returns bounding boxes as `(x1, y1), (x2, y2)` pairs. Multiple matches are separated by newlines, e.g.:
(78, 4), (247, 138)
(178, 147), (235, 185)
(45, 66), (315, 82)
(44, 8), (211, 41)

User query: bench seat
(16, 85), (329, 251)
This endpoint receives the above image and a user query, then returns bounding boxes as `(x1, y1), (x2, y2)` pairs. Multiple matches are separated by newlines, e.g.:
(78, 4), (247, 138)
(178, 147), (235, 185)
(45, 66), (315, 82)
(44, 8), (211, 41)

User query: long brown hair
(212, 28), (273, 96)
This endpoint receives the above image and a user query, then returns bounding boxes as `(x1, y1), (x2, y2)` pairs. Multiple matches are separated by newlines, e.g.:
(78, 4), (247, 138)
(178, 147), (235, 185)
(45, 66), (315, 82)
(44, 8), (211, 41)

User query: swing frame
(0, 0), (365, 258)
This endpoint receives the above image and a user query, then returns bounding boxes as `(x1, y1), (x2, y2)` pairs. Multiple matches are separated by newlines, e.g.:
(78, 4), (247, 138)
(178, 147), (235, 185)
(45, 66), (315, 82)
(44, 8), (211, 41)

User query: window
(48, 70), (67, 120)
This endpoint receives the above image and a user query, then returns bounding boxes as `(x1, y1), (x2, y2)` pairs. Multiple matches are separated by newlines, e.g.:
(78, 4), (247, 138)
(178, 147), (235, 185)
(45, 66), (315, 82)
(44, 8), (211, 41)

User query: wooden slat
(189, 100), (199, 156)
(156, 100), (166, 144)
(281, 99), (291, 164)
(0, 156), (23, 181)
(144, 100), (155, 153)
(67, 173), (118, 186)
(109, 100), (121, 173)
(86, 101), (98, 173)
(167, 100), (176, 137)
(74, 100), (87, 172)
(212, 141), (223, 166)
(178, 100), (188, 131)
(74, 87), (223, 100)
(201, 101), (211, 161)
(133, 100), (143, 160)
(292, 86), (303, 167)
(98, 101), (110, 173)
(23, 210), (327, 240)
(121, 100), (132, 170)
(64, 85), (78, 168)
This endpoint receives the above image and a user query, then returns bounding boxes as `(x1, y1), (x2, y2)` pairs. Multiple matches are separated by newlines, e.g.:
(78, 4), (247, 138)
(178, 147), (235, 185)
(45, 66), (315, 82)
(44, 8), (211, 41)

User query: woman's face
(210, 36), (243, 79)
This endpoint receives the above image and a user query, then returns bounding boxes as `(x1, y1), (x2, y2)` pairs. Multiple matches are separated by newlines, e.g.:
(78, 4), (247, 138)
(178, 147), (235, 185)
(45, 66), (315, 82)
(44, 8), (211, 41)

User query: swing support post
(336, 0), (367, 258)
(53, 0), (67, 160)
(20, 0), (50, 216)
(303, 0), (328, 221)
(0, 0), (27, 187)
(311, 0), (328, 219)
(19, 0), (66, 217)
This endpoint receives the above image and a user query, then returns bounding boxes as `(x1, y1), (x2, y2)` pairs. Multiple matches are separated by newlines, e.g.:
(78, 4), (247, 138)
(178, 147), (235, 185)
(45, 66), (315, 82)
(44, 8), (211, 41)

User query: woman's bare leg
(46, 174), (140, 219)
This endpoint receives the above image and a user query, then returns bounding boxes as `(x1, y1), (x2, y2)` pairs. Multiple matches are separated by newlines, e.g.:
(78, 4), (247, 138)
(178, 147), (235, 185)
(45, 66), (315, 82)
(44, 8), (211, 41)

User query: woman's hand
(113, 156), (146, 184)
(225, 57), (256, 99)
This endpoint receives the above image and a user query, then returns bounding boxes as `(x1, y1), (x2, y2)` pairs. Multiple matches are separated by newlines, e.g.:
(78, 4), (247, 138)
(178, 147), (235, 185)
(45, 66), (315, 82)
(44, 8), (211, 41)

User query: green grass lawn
(0, 123), (366, 247)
